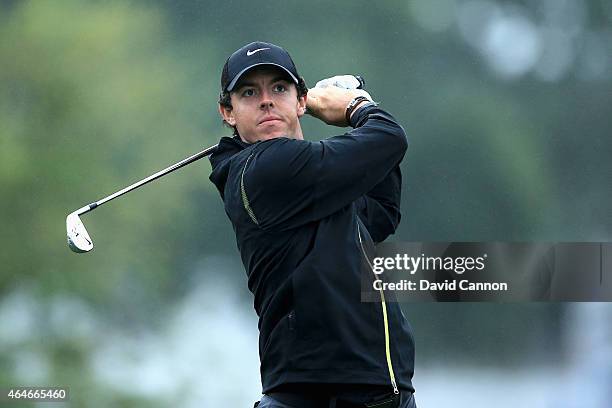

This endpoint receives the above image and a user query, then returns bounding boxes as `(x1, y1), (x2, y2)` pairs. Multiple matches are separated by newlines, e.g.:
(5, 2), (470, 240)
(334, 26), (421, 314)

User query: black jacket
(209, 104), (415, 394)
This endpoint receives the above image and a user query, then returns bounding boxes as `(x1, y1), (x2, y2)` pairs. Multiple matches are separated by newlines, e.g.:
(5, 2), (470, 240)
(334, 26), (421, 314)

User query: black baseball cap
(221, 41), (300, 92)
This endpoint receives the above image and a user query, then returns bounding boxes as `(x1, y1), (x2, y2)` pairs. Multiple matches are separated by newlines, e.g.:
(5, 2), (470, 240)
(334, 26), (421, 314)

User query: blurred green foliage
(0, 0), (610, 406)
(0, 1), (222, 304)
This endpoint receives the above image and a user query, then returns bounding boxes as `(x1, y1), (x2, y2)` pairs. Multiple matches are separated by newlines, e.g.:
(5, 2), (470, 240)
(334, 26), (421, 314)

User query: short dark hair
(218, 76), (308, 136)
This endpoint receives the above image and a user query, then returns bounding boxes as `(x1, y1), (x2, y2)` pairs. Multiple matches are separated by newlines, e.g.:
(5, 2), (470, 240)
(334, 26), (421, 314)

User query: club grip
(354, 75), (366, 89)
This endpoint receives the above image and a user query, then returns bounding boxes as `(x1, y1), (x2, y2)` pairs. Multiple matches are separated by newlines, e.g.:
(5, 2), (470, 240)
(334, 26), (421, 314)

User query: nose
(259, 89), (274, 109)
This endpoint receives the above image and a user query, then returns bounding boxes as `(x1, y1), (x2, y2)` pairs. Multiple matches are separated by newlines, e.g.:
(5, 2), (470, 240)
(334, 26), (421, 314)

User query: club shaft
(79, 144), (218, 215)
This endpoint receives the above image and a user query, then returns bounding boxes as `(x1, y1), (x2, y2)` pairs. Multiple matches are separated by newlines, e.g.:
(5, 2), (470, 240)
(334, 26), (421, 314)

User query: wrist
(345, 96), (371, 124)
(347, 100), (379, 128)
(350, 100), (370, 117)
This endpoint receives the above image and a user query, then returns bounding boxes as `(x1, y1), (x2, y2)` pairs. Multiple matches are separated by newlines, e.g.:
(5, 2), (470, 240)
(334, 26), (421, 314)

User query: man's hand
(313, 75), (365, 90)
(306, 75), (373, 127)
(307, 87), (372, 126)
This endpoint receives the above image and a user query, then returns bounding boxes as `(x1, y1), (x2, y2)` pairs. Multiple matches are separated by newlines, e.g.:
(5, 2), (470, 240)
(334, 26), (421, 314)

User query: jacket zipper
(357, 224), (400, 395)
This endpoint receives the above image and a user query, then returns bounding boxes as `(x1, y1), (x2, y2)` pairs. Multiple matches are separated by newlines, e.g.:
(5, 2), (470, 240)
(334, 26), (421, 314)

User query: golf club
(66, 143), (218, 253)
(67, 74), (366, 253)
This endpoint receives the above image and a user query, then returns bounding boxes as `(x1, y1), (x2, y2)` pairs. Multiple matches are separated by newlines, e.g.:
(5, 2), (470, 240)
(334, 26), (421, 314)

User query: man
(209, 41), (416, 408)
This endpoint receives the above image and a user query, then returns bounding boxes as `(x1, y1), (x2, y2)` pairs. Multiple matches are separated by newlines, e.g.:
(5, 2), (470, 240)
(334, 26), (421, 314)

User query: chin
(260, 131), (290, 140)
(241, 126), (302, 143)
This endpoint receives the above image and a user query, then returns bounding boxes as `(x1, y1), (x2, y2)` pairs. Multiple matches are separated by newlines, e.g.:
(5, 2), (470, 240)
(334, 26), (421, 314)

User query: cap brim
(226, 63), (299, 92)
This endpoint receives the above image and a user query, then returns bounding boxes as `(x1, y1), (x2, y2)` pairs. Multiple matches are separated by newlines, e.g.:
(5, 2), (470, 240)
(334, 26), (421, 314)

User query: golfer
(209, 41), (416, 408)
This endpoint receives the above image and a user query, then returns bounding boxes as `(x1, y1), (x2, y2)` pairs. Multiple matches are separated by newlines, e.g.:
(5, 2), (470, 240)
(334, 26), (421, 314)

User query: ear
(297, 94), (307, 118)
(218, 104), (236, 126)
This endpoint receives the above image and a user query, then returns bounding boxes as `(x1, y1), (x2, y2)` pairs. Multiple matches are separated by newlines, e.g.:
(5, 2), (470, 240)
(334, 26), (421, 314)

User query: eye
(273, 83), (287, 93)
(241, 88), (255, 97)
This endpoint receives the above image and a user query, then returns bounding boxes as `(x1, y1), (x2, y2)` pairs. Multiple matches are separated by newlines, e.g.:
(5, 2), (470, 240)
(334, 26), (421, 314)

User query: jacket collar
(209, 135), (252, 198)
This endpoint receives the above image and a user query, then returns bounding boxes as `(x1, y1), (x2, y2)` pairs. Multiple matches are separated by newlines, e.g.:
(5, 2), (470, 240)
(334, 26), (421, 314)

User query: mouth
(259, 116), (282, 125)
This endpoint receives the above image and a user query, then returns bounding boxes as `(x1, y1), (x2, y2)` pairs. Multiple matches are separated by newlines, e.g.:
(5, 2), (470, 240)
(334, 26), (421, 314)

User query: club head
(66, 212), (93, 253)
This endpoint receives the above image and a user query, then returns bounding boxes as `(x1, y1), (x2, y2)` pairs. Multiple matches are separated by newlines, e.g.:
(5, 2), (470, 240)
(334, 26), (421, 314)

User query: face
(219, 66), (307, 143)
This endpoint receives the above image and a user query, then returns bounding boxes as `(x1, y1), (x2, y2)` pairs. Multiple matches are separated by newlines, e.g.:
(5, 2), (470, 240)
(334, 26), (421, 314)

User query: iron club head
(66, 211), (93, 253)
(65, 144), (217, 254)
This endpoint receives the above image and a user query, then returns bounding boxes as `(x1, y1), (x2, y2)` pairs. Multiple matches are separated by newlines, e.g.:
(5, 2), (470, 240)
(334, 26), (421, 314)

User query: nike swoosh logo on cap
(246, 47), (270, 56)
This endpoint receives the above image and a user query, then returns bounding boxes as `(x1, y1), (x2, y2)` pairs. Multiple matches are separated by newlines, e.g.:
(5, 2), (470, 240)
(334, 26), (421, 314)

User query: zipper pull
(392, 379), (399, 395)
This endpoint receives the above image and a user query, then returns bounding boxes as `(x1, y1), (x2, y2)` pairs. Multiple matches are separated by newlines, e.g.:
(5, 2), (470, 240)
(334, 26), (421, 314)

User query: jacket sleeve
(241, 105), (408, 231)
(355, 164), (402, 243)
